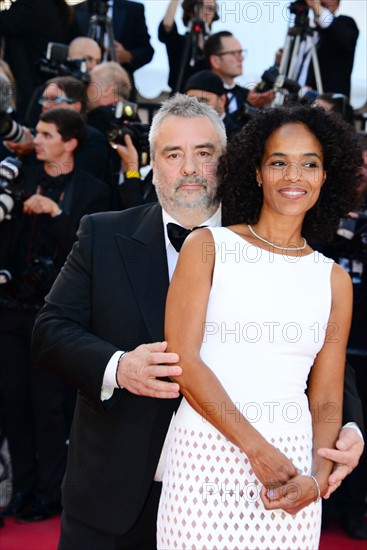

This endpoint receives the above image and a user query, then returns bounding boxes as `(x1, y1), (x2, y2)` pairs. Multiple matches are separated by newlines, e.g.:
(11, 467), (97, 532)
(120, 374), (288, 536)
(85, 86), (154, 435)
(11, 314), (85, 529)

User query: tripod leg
(88, 20), (104, 53)
(272, 34), (301, 107)
(279, 35), (294, 76)
(310, 42), (323, 94)
(288, 35), (302, 80)
(106, 19), (117, 62)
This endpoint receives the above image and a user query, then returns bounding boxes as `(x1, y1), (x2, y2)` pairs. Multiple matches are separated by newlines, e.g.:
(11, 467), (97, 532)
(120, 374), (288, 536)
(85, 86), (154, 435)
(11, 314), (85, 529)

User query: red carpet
(0, 515), (365, 549)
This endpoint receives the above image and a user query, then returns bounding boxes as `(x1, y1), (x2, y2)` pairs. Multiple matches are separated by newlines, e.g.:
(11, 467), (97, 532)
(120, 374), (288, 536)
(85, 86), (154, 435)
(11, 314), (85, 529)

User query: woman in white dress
(157, 105), (363, 549)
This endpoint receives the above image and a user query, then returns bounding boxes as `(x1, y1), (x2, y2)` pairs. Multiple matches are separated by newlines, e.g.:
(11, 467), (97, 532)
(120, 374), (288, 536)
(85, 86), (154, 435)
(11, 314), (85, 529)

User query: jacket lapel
(115, 204), (169, 342)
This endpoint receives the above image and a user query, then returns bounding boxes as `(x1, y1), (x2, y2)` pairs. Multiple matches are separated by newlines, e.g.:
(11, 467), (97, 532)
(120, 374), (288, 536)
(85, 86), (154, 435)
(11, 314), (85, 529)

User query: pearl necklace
(248, 224), (307, 251)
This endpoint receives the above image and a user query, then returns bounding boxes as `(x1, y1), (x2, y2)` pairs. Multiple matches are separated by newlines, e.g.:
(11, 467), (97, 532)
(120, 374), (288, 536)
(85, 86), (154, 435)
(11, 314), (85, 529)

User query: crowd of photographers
(0, 0), (365, 539)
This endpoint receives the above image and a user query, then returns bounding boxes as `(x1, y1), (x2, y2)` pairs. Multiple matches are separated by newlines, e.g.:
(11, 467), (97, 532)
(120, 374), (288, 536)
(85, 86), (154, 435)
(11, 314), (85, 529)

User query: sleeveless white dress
(157, 227), (334, 550)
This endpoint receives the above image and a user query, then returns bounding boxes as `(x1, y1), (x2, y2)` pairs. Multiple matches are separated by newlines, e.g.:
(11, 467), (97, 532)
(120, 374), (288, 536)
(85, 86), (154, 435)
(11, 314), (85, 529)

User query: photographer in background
(68, 36), (102, 72)
(0, 108), (112, 523)
(204, 31), (275, 126)
(183, 69), (241, 138)
(287, 0), (359, 99)
(7, 76), (111, 187)
(158, 0), (219, 93)
(0, 0), (77, 122)
(74, 0), (154, 100)
(23, 37), (102, 129)
(87, 60), (152, 208)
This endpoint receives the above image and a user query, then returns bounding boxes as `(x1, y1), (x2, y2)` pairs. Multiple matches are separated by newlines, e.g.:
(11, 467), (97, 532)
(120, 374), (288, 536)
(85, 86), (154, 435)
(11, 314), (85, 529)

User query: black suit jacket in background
(74, 0), (154, 74)
(0, 0), (77, 122)
(307, 15), (359, 98)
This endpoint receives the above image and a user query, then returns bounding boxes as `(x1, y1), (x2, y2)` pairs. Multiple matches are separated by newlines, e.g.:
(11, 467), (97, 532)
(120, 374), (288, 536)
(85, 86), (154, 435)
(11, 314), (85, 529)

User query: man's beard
(155, 175), (219, 212)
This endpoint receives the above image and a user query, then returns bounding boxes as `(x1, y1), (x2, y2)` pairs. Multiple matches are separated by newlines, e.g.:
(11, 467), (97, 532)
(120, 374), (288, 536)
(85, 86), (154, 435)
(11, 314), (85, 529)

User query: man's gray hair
(149, 93), (227, 157)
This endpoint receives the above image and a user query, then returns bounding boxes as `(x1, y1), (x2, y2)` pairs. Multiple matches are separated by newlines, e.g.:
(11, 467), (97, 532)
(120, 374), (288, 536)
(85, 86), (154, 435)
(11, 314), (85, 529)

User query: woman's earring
(258, 181), (262, 188)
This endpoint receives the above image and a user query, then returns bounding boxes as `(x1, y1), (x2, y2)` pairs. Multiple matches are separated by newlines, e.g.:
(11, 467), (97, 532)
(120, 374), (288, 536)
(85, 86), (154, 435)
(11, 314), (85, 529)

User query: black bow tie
(167, 222), (205, 252)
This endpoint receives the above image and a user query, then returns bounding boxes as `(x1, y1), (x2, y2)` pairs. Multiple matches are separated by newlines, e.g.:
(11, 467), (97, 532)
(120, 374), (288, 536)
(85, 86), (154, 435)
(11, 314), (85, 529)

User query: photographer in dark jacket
(0, 0), (77, 122)
(158, 0), (219, 93)
(86, 60), (155, 208)
(303, 0), (359, 98)
(0, 108), (111, 523)
(74, 0), (154, 100)
(7, 76), (112, 190)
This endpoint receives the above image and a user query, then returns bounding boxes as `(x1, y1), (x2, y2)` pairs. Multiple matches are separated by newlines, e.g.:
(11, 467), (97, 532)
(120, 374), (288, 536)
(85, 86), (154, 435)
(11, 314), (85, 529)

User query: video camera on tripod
(270, 0), (323, 106)
(87, 0), (117, 61)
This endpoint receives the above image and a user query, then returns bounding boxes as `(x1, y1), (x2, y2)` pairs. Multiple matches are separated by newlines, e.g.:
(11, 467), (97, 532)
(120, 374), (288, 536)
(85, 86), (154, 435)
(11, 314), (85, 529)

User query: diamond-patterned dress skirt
(157, 406), (321, 550)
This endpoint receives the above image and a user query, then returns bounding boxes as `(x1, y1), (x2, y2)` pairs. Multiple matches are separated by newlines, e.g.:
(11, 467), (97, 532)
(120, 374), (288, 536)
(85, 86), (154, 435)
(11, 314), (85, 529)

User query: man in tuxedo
(32, 95), (364, 548)
(203, 31), (275, 126)
(74, 0), (154, 98)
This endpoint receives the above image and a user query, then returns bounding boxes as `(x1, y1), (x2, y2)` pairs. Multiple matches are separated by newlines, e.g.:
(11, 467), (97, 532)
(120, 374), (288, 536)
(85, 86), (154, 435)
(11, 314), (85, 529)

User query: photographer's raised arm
(162, 0), (181, 33)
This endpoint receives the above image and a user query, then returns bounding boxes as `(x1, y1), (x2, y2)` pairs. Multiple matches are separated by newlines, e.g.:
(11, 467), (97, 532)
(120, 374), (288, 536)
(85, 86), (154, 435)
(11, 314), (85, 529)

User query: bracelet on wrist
(115, 352), (127, 389)
(309, 474), (321, 503)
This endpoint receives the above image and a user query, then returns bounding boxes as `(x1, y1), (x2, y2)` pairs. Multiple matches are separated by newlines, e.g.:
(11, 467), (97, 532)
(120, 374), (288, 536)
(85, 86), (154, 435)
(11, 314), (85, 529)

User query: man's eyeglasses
(38, 96), (76, 106)
(215, 49), (247, 59)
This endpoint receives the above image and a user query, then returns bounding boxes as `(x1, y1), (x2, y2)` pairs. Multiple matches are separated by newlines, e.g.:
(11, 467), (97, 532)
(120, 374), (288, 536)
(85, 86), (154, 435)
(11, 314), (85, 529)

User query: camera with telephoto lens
(108, 100), (151, 167)
(38, 42), (90, 84)
(0, 156), (24, 223)
(0, 112), (25, 143)
(0, 72), (25, 144)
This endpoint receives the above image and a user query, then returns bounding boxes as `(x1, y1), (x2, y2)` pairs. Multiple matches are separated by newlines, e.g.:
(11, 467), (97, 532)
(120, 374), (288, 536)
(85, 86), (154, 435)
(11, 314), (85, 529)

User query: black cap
(183, 70), (225, 96)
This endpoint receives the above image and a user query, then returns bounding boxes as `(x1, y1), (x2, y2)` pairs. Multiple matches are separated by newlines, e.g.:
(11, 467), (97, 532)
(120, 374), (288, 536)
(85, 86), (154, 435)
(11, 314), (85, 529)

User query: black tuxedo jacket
(32, 203), (179, 535)
(32, 203), (364, 535)
(74, 0), (154, 73)
(307, 15), (359, 97)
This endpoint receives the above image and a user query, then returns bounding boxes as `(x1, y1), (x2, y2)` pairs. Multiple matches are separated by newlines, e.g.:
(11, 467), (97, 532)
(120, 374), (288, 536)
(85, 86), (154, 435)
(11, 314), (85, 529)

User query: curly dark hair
(218, 105), (363, 242)
(182, 0), (219, 27)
